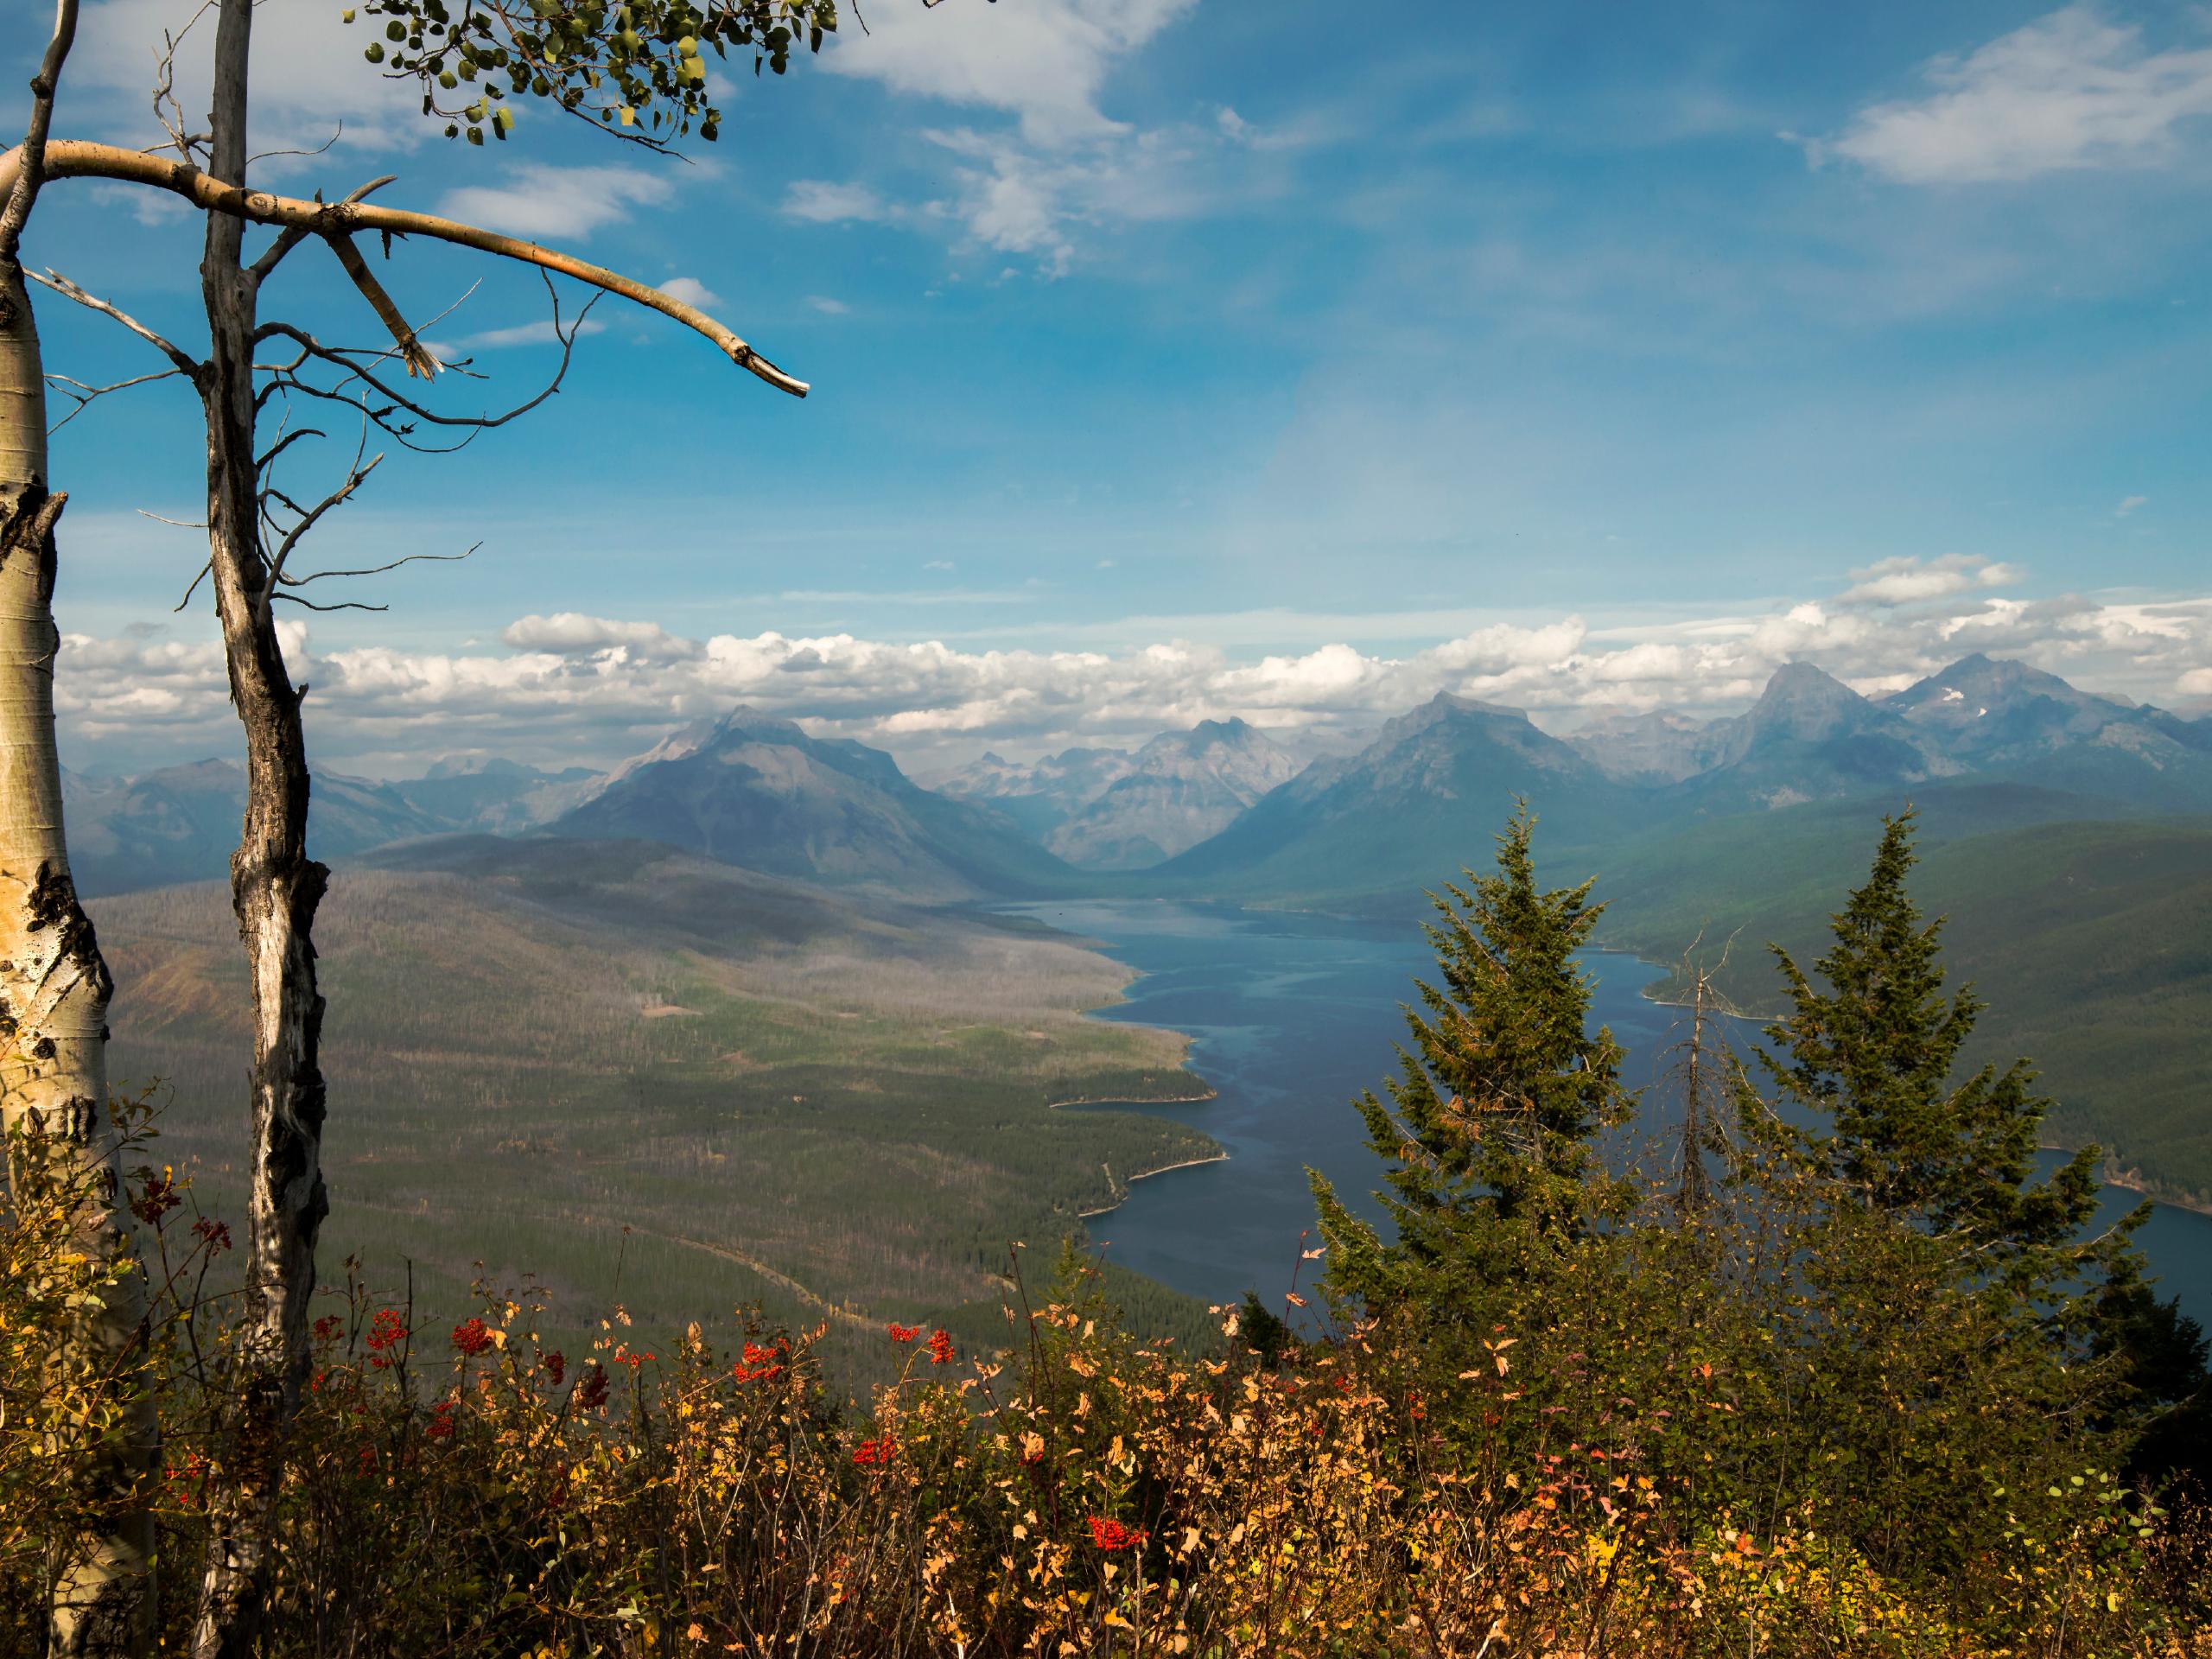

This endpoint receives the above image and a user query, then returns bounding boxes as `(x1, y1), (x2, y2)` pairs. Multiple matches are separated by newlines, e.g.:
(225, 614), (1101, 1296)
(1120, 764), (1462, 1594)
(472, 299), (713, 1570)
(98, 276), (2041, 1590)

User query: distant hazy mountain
(550, 706), (1080, 899)
(933, 747), (1137, 839)
(1148, 656), (2209, 909)
(1044, 719), (1302, 870)
(1569, 655), (2212, 817)
(63, 755), (601, 897)
(1566, 710), (1732, 786)
(394, 756), (603, 834)
(63, 655), (2209, 906)
(1157, 692), (1632, 904)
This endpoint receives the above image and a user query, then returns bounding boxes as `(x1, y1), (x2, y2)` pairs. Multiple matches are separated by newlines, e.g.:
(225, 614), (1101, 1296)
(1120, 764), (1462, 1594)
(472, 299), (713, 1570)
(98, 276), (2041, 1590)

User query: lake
(1007, 899), (2212, 1331)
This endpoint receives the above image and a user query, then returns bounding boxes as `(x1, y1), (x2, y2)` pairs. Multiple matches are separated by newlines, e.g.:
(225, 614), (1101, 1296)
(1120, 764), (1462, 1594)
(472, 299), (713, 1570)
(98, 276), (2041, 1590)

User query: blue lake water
(1007, 899), (2210, 1332)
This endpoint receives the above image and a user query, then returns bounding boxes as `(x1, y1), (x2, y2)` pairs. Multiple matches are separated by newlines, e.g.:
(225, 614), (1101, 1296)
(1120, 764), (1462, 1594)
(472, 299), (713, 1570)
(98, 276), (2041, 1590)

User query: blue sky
(10, 0), (2212, 774)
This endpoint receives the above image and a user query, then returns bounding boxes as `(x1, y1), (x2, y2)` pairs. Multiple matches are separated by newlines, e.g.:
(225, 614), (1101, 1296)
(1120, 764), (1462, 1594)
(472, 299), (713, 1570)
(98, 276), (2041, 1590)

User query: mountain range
(61, 654), (2212, 906)
(60, 652), (2212, 1207)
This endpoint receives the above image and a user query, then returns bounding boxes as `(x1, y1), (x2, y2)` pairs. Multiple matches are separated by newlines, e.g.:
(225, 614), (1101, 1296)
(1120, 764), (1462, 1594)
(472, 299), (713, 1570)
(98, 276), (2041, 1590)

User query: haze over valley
(85, 649), (2212, 1247)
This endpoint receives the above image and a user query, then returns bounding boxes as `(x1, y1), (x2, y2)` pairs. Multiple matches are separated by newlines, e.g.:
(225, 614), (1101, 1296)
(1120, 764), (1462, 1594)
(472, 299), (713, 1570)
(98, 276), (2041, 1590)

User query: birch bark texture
(1, 2), (158, 1651)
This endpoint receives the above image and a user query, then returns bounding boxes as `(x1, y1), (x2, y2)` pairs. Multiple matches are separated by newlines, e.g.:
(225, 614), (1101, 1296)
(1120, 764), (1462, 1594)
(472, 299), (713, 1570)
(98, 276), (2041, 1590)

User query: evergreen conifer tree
(1751, 810), (2153, 1572)
(1762, 808), (2125, 1293)
(1311, 807), (1635, 1339)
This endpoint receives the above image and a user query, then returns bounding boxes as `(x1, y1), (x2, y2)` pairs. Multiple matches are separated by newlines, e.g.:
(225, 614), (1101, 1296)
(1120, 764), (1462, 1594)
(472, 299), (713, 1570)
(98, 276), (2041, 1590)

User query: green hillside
(1593, 811), (2212, 1208)
(91, 837), (1221, 1385)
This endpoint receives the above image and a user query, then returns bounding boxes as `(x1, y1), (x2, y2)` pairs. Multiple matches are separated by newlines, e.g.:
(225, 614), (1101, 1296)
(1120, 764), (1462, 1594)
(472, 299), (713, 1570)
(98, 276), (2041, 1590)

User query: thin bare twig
(270, 594), (385, 613)
(149, 6), (219, 168)
(173, 561), (212, 612)
(247, 122), (345, 171)
(44, 366), (188, 434)
(283, 542), (480, 588)
(265, 449), (382, 590)
(29, 267), (201, 377)
(255, 284), (601, 454)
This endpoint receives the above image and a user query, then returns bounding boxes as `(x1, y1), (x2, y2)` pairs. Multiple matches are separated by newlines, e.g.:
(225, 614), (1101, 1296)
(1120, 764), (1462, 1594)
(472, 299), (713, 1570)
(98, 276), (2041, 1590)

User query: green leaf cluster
(344, 0), (837, 147)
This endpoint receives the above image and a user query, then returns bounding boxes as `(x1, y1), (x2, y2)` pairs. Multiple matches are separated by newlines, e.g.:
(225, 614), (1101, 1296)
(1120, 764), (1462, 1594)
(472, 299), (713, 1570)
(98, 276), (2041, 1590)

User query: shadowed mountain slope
(1662, 662), (1956, 817)
(1153, 693), (1633, 906)
(551, 706), (1085, 899)
(1885, 653), (2212, 809)
(62, 755), (600, 898)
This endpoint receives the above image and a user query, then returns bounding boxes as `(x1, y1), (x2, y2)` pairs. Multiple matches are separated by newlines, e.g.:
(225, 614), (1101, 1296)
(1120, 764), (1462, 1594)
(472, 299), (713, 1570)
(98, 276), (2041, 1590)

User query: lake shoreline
(1048, 1089), (1218, 1109)
(2097, 1166), (2212, 1218)
(1079, 1151), (1233, 1219)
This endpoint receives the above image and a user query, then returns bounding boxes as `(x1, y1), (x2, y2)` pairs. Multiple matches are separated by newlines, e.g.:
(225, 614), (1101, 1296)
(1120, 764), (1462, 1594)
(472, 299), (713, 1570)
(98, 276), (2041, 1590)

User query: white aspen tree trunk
(1, 250), (158, 1659)
(188, 5), (330, 1653)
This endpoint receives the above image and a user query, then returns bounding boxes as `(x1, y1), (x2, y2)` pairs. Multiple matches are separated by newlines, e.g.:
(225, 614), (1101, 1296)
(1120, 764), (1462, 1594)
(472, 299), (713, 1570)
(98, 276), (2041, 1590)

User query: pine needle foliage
(1309, 806), (1635, 1376)
(1762, 807), (2113, 1268)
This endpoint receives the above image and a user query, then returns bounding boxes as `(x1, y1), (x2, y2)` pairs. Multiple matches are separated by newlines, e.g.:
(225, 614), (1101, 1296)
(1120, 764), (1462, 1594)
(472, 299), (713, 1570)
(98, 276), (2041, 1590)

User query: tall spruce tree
(1311, 806), (1634, 1334)
(1750, 810), (2157, 1573)
(1761, 809), (2123, 1294)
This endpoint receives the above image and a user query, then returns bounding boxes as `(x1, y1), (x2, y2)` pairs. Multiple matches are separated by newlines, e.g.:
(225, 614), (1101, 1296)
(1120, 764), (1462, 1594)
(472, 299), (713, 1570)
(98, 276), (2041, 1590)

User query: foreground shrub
(9, 1174), (2206, 1656)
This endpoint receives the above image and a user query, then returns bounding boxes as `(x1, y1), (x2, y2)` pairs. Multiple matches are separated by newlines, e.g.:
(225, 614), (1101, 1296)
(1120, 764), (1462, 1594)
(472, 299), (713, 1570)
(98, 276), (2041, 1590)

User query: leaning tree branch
(321, 235), (437, 378)
(29, 268), (203, 378)
(0, 140), (809, 396)
(249, 175), (395, 285)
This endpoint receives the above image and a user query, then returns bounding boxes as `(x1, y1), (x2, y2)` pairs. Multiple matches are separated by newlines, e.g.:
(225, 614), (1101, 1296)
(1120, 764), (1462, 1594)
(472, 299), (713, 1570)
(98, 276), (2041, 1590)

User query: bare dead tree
(1661, 929), (1748, 1223)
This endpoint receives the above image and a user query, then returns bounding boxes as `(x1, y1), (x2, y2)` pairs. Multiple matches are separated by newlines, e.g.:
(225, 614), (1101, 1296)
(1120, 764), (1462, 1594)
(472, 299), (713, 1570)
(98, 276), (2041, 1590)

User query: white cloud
(658, 276), (724, 310)
(782, 0), (1264, 276)
(1813, 6), (2212, 184)
(433, 318), (609, 355)
(2116, 493), (2149, 517)
(54, 569), (2212, 774)
(437, 164), (677, 241)
(805, 296), (851, 315)
(87, 181), (193, 228)
(783, 181), (892, 223)
(500, 613), (702, 659)
(1839, 554), (2019, 606)
(820, 0), (1196, 145)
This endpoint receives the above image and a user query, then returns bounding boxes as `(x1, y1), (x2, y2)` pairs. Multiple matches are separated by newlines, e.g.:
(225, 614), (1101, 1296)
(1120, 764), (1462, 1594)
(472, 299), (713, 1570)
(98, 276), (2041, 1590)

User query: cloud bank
(54, 559), (2212, 778)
